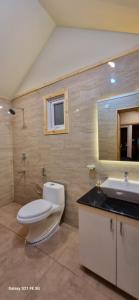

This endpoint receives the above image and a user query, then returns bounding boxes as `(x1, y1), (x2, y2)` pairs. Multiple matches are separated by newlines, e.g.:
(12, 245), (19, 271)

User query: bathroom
(1, 0), (139, 299)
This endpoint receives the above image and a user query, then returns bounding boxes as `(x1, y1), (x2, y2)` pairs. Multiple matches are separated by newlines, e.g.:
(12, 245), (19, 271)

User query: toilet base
(25, 213), (61, 244)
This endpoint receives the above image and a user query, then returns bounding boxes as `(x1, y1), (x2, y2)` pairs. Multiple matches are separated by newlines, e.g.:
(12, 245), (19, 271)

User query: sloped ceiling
(1, 0), (139, 99)
(17, 27), (139, 96)
(0, 0), (55, 99)
(40, 0), (139, 34)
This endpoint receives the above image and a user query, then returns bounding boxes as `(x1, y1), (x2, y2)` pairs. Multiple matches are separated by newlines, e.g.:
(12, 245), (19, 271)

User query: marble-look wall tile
(0, 99), (14, 207)
(13, 50), (139, 227)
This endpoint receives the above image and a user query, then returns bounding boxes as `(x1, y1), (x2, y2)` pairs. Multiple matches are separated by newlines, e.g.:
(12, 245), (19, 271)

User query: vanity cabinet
(79, 205), (139, 299)
(79, 206), (117, 284)
(117, 216), (139, 299)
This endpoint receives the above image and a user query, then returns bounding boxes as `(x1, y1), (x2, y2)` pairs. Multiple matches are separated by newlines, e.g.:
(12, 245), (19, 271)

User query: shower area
(0, 99), (27, 208)
(0, 99), (14, 207)
(0, 95), (47, 213)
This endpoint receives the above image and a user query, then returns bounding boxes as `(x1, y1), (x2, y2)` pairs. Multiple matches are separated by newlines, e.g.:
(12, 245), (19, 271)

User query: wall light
(108, 61), (115, 68)
(0, 106), (3, 109)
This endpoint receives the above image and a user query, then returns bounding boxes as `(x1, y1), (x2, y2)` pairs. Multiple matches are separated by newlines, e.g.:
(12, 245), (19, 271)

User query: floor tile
(0, 241), (54, 300)
(0, 203), (135, 300)
(0, 202), (28, 238)
(26, 260), (110, 300)
(55, 229), (100, 288)
(36, 223), (77, 259)
(0, 224), (24, 255)
(0, 202), (21, 215)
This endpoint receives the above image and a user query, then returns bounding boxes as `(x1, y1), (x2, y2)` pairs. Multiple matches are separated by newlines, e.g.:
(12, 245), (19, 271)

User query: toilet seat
(18, 199), (52, 219)
(17, 199), (59, 224)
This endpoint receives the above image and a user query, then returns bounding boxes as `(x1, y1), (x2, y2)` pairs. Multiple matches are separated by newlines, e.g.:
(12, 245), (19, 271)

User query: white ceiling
(17, 27), (139, 96)
(0, 0), (55, 98)
(40, 0), (139, 34)
(1, 0), (139, 99)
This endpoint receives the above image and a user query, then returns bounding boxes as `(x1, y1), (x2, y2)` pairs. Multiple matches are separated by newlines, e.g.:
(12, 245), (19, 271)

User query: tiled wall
(13, 50), (139, 227)
(0, 99), (13, 207)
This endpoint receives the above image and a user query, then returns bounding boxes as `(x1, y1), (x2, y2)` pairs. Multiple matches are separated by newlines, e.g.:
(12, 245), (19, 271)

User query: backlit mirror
(98, 92), (139, 161)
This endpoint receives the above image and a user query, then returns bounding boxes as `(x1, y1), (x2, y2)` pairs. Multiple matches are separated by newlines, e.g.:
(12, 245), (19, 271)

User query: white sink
(100, 178), (139, 204)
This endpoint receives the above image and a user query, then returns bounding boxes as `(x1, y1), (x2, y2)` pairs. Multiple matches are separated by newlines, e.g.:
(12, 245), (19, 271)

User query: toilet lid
(18, 199), (52, 219)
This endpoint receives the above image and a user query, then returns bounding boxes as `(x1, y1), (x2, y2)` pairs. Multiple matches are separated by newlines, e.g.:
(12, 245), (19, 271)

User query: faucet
(124, 171), (128, 182)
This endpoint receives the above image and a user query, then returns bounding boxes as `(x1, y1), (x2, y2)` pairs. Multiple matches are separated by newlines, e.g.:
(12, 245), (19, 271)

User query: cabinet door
(79, 206), (116, 284)
(117, 217), (139, 299)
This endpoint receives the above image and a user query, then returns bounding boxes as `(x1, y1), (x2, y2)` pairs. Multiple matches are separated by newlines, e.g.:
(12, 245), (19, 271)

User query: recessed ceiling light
(108, 61), (115, 68)
(110, 78), (116, 84)
(0, 105), (3, 109)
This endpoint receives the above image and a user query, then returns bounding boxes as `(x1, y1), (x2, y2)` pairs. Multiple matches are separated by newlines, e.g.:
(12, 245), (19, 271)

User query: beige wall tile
(13, 50), (139, 227)
(0, 100), (13, 207)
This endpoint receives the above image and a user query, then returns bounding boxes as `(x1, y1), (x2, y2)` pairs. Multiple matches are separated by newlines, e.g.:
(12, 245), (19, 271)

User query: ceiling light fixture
(108, 61), (115, 68)
(110, 78), (116, 84)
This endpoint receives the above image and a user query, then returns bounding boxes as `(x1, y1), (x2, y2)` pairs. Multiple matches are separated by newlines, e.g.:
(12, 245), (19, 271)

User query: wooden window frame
(43, 89), (69, 135)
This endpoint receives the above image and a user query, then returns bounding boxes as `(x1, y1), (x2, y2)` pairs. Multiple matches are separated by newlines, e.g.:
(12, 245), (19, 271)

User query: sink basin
(100, 178), (139, 204)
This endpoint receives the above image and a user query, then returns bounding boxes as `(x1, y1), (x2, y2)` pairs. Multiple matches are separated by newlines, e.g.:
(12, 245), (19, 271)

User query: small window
(54, 101), (64, 126)
(43, 89), (69, 135)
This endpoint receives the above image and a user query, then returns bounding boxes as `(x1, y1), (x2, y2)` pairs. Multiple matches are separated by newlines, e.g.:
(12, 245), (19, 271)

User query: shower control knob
(21, 153), (27, 160)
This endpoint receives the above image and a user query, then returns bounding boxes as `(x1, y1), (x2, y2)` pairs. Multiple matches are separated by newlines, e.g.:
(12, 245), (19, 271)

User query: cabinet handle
(110, 219), (114, 232)
(120, 222), (124, 236)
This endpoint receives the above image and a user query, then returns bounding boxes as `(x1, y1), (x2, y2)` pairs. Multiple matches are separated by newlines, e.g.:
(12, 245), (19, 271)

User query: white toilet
(17, 182), (65, 244)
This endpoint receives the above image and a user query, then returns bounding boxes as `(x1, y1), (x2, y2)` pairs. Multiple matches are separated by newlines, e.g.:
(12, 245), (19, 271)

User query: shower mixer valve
(21, 153), (27, 160)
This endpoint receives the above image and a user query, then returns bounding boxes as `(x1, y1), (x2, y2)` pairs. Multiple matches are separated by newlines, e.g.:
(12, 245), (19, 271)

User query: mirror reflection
(98, 92), (139, 161)
(119, 109), (139, 161)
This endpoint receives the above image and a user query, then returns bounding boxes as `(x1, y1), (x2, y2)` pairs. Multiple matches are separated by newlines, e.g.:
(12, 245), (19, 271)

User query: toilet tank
(43, 182), (65, 206)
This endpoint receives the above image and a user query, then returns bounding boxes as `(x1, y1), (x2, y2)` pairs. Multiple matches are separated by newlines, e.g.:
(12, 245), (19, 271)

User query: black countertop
(77, 187), (139, 221)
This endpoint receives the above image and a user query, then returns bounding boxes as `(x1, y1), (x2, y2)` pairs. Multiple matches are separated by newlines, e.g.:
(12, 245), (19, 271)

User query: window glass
(54, 102), (64, 125)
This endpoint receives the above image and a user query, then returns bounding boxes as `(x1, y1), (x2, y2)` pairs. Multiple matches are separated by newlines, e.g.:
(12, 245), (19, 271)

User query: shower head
(8, 107), (26, 129)
(8, 108), (16, 115)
